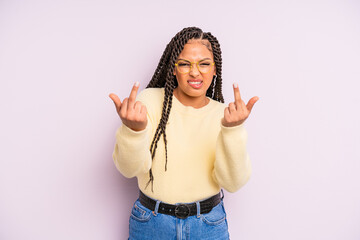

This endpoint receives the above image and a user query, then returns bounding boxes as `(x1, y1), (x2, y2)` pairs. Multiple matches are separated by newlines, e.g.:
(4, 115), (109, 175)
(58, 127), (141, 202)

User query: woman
(109, 27), (258, 239)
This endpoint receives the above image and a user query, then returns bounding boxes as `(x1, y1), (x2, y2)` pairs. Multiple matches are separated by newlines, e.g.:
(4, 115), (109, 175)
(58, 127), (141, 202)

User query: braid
(145, 27), (224, 191)
(203, 32), (224, 103)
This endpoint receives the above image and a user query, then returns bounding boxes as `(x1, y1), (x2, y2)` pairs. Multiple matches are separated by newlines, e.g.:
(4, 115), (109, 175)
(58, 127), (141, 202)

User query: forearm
(213, 123), (252, 192)
(112, 123), (152, 178)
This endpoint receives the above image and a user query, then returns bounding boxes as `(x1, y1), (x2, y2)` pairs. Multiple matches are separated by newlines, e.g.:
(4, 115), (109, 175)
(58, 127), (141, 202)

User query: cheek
(204, 69), (216, 81)
(175, 73), (187, 84)
(205, 73), (215, 82)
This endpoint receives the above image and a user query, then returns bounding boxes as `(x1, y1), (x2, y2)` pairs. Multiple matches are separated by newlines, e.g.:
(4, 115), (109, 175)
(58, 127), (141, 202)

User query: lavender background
(1, 0), (359, 239)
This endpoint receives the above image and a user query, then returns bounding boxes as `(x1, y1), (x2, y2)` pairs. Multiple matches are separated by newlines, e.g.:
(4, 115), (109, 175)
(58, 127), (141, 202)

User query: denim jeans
(128, 196), (230, 240)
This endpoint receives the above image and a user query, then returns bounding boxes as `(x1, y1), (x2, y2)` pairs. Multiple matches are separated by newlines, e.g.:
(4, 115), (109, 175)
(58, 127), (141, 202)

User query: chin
(185, 88), (207, 96)
(175, 85), (210, 99)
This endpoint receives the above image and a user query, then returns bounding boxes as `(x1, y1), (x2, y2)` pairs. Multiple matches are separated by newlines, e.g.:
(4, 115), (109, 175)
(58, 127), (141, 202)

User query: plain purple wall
(1, 0), (360, 239)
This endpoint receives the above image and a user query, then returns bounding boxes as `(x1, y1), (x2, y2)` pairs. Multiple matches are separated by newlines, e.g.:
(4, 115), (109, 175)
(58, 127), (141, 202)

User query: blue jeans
(128, 197), (230, 240)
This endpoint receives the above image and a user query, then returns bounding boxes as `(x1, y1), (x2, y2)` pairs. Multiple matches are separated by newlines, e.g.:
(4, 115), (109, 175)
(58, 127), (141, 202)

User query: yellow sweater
(112, 88), (252, 204)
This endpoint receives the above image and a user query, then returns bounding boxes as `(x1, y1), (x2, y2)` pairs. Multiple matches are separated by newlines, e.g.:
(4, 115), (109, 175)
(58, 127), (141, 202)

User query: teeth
(189, 81), (202, 84)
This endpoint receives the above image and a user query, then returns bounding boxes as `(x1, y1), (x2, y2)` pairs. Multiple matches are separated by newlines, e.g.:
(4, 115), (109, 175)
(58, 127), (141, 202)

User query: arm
(112, 122), (152, 178)
(212, 124), (252, 192)
(109, 83), (153, 178)
(212, 83), (258, 192)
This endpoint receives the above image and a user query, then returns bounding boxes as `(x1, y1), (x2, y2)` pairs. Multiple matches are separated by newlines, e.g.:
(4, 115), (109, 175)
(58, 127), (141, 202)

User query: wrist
(221, 119), (245, 128)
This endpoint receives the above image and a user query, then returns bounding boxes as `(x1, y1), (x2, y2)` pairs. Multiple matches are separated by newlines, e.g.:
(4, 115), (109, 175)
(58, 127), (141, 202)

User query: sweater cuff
(117, 123), (150, 141)
(220, 123), (248, 141)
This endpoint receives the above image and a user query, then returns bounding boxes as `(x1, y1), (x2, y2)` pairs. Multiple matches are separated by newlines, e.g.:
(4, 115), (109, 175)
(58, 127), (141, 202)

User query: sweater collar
(161, 88), (217, 115)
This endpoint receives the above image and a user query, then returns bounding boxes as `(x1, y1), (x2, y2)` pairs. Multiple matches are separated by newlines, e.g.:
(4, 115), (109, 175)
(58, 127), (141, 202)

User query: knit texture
(113, 88), (251, 204)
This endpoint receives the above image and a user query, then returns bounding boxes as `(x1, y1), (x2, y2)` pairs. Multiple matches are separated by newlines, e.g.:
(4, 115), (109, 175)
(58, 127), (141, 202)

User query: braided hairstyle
(145, 27), (224, 191)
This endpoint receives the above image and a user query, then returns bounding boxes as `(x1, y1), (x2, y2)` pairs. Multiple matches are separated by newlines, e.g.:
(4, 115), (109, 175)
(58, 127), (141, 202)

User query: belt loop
(221, 189), (224, 201)
(196, 201), (201, 218)
(153, 200), (161, 216)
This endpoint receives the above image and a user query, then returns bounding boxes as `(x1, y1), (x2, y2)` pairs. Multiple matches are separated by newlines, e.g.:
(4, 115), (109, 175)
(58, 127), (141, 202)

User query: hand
(109, 82), (148, 131)
(222, 83), (259, 127)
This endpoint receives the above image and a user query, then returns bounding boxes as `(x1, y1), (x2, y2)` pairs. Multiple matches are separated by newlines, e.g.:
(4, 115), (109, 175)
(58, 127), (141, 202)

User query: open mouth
(187, 80), (203, 89)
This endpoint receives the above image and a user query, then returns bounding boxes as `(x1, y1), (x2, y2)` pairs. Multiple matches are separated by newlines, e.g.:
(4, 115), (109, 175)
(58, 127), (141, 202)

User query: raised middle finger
(233, 83), (242, 105)
(128, 82), (140, 109)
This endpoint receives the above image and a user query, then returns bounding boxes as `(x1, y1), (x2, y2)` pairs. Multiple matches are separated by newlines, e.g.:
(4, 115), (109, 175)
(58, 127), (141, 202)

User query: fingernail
(134, 81), (139, 87)
(233, 83), (238, 88)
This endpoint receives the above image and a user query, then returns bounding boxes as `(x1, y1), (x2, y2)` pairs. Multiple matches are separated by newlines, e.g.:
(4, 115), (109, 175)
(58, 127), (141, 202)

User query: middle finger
(233, 83), (242, 105)
(128, 81), (140, 110)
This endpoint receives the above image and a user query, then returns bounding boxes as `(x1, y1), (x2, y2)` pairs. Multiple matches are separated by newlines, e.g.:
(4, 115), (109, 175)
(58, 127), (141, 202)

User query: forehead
(177, 40), (213, 61)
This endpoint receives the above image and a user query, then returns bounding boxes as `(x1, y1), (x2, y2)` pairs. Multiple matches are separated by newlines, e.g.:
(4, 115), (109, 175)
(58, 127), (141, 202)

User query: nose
(189, 63), (200, 77)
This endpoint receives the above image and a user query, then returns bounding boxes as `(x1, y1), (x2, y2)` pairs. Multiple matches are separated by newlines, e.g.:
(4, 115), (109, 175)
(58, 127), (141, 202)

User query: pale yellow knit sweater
(112, 88), (252, 204)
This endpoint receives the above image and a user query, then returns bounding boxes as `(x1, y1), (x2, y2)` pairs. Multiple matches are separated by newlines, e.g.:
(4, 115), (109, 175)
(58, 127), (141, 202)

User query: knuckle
(134, 115), (141, 122)
(119, 109), (126, 116)
(127, 111), (135, 119)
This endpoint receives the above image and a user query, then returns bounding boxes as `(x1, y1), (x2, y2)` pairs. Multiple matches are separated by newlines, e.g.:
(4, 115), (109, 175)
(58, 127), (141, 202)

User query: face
(173, 40), (216, 104)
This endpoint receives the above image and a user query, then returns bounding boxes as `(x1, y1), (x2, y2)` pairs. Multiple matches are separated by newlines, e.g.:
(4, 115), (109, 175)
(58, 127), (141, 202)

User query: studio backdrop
(1, 0), (359, 239)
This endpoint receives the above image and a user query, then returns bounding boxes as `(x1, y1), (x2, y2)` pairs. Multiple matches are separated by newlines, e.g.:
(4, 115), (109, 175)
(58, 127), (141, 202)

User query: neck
(173, 88), (209, 109)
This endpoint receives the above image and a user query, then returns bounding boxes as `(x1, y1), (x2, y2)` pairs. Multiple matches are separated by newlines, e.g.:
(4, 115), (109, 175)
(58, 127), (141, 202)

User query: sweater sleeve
(212, 123), (252, 192)
(112, 123), (152, 178)
(112, 90), (155, 178)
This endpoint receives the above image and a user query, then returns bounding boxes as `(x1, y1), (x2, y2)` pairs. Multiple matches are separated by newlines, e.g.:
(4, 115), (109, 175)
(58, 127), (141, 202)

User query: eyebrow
(177, 58), (212, 62)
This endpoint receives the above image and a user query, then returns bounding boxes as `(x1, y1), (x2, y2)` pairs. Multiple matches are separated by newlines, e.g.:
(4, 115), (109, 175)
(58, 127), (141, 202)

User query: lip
(187, 79), (202, 82)
(187, 79), (203, 89)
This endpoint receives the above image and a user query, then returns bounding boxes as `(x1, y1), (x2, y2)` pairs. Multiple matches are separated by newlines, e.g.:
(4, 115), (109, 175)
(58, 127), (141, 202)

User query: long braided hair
(145, 27), (224, 191)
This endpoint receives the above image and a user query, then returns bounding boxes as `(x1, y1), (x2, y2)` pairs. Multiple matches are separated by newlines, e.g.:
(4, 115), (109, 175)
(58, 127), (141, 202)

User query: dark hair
(145, 27), (224, 191)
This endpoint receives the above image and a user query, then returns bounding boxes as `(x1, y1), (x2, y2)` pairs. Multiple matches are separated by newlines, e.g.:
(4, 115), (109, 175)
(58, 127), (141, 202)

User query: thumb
(246, 96), (259, 112)
(109, 93), (122, 112)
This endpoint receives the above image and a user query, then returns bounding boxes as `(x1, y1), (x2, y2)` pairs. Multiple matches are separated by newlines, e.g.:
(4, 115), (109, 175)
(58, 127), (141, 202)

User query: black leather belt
(139, 191), (222, 219)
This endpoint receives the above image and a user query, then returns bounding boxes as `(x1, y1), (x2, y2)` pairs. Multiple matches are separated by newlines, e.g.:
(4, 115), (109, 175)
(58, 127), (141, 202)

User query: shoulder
(136, 87), (164, 114)
(136, 87), (164, 103)
(208, 98), (227, 113)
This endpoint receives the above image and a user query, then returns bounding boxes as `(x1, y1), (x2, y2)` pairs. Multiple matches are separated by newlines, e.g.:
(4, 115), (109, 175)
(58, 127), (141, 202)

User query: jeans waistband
(138, 190), (223, 219)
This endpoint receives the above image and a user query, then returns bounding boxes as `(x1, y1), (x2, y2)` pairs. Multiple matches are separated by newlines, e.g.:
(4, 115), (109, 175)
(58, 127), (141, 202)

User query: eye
(178, 62), (191, 67)
(199, 62), (211, 66)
